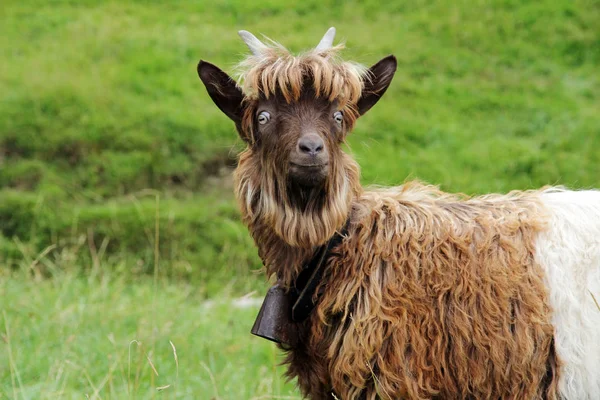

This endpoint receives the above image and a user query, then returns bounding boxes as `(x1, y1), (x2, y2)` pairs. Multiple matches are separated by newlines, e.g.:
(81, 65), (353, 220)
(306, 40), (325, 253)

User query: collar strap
(290, 222), (349, 322)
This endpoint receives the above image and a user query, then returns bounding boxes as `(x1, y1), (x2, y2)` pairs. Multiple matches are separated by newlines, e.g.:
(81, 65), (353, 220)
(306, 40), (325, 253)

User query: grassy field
(1, 0), (599, 398)
(2, 268), (296, 399)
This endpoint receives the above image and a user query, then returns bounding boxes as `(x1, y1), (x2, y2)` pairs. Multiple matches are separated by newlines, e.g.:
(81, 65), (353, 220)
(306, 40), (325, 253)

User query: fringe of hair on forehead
(235, 42), (369, 107)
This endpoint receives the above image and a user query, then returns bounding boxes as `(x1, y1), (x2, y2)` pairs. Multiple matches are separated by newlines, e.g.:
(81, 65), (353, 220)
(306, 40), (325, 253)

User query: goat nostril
(298, 136), (325, 155)
(299, 142), (312, 154)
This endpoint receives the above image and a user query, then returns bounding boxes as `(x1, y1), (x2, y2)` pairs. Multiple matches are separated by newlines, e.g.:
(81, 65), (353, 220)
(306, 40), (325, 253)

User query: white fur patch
(537, 189), (600, 399)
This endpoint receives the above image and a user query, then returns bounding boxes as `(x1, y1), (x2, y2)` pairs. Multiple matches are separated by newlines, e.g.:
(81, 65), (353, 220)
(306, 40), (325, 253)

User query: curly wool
(229, 36), (563, 400)
(282, 182), (560, 399)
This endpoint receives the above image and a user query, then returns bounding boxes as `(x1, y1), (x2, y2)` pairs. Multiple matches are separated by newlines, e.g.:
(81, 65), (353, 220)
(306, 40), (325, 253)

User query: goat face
(198, 56), (396, 180)
(254, 90), (341, 188)
(197, 30), (397, 234)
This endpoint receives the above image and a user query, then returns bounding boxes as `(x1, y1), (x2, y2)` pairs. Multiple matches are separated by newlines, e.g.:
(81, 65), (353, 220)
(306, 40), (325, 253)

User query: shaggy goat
(197, 28), (600, 399)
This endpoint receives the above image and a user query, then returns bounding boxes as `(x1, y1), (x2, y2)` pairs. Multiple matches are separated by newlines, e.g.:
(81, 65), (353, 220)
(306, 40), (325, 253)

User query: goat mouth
(289, 162), (329, 168)
(288, 163), (329, 188)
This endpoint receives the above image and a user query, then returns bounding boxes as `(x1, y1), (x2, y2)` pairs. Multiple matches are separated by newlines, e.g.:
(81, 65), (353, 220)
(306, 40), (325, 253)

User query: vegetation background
(1, 0), (598, 398)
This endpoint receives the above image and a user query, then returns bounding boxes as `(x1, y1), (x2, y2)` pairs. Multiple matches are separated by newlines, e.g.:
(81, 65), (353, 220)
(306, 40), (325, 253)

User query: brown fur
(283, 183), (560, 399)
(234, 134), (361, 286)
(235, 43), (365, 145)
(236, 44), (367, 105)
(238, 163), (560, 398)
(203, 38), (560, 399)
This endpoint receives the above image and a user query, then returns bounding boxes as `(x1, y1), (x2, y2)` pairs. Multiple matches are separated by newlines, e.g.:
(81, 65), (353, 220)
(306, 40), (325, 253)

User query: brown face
(253, 91), (345, 188)
(197, 53), (397, 192)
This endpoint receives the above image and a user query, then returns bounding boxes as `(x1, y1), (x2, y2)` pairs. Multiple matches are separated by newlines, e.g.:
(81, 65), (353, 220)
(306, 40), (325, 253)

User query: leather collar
(290, 222), (349, 322)
(250, 222), (349, 346)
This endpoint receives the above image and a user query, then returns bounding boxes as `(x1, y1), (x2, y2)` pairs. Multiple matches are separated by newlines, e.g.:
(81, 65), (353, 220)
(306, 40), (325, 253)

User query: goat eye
(333, 111), (343, 124)
(257, 111), (271, 125)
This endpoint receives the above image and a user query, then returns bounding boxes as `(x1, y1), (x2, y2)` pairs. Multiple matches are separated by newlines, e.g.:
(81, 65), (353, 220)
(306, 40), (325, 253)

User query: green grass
(1, 0), (599, 277)
(2, 269), (293, 399)
(1, 0), (599, 397)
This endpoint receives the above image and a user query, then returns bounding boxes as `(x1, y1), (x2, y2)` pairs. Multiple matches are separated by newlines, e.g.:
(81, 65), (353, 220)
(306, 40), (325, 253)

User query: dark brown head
(198, 28), (396, 247)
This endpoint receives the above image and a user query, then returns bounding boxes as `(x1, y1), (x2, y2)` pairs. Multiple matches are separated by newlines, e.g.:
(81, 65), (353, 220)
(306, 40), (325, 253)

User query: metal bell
(251, 284), (296, 347)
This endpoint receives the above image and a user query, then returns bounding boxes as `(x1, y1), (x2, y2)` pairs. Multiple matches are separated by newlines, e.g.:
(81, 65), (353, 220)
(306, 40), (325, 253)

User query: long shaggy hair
(234, 148), (361, 287)
(233, 41), (367, 286)
(236, 44), (367, 105)
(284, 182), (560, 399)
(229, 43), (562, 399)
(235, 43), (367, 146)
(199, 30), (600, 400)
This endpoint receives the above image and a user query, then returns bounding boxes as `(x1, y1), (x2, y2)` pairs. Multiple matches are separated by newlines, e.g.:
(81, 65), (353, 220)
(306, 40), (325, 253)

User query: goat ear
(357, 55), (397, 116)
(197, 60), (244, 123)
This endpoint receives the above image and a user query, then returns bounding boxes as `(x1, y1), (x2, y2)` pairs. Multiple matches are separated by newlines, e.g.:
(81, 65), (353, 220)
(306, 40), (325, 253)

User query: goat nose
(298, 135), (324, 156)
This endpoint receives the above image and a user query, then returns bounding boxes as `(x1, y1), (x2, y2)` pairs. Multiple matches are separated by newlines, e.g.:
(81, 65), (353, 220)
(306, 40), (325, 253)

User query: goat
(197, 27), (600, 399)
